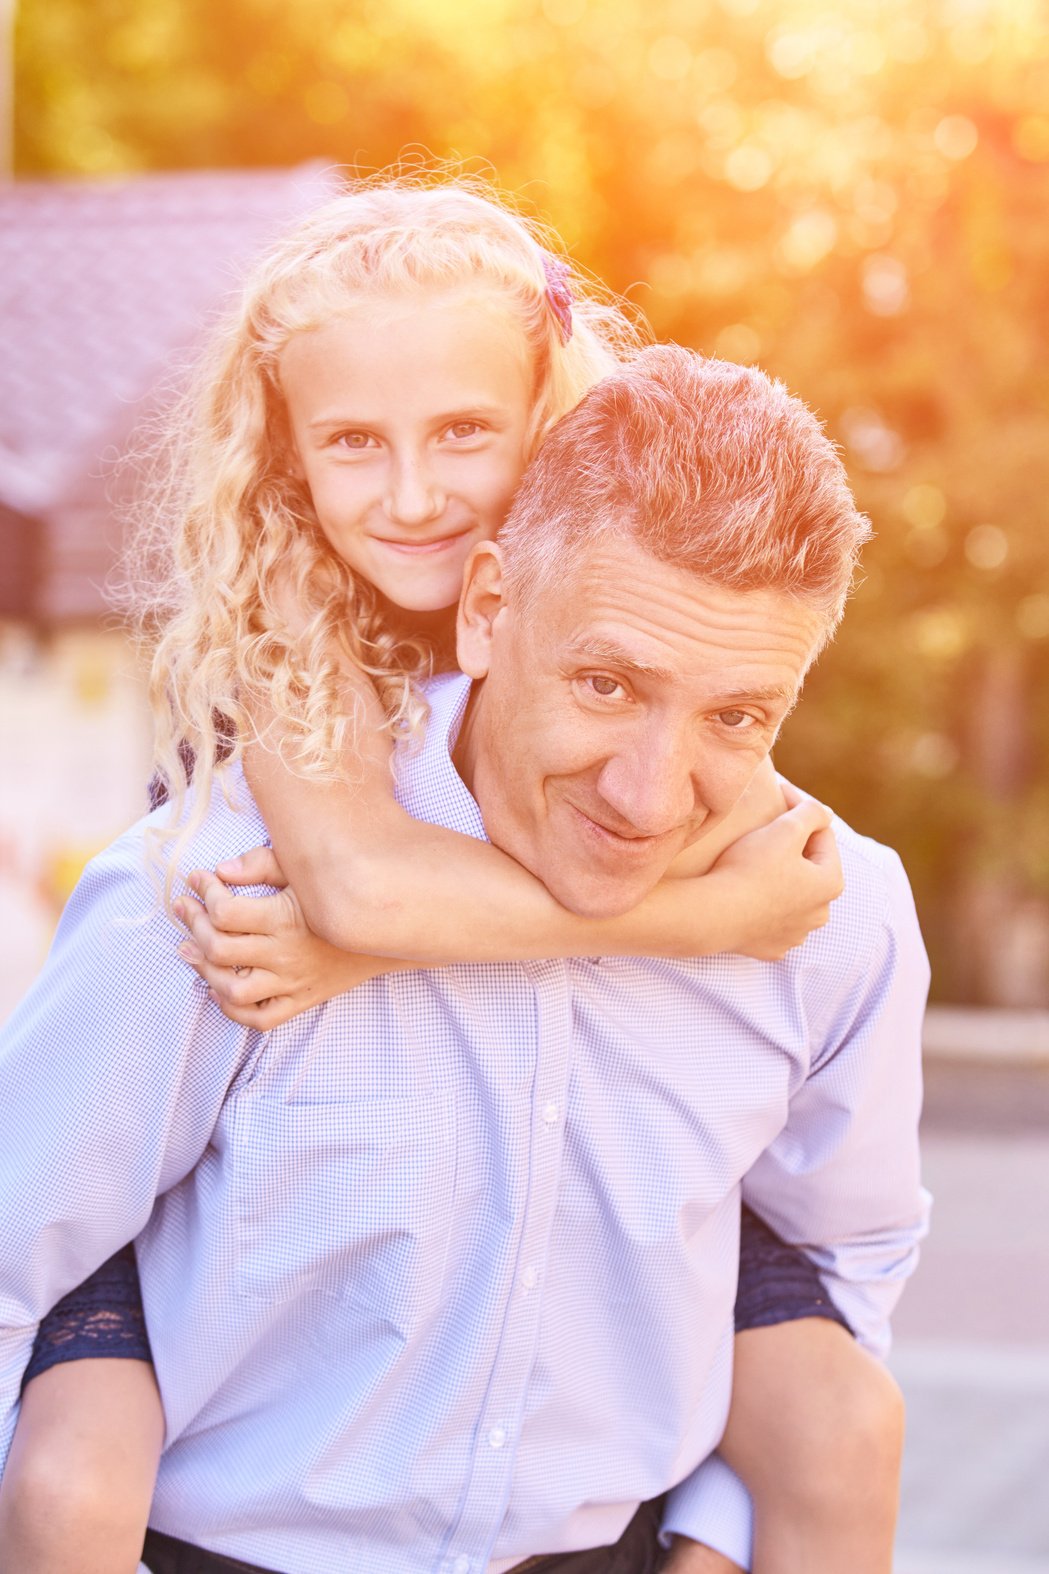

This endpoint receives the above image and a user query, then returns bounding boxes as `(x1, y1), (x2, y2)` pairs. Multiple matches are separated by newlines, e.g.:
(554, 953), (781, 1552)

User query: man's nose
(383, 455), (444, 527)
(594, 734), (698, 838)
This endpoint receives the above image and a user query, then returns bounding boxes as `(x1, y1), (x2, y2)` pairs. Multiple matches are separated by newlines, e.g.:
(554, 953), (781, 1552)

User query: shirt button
(452, 1558), (471, 1574)
(542, 1100), (560, 1126)
(521, 1265), (539, 1290)
(488, 1424), (507, 1449)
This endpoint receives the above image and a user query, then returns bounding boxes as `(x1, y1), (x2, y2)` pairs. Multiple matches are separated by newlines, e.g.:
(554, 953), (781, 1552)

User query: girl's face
(280, 288), (535, 611)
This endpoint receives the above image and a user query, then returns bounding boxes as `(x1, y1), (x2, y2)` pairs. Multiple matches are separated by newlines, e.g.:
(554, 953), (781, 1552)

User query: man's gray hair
(499, 345), (872, 636)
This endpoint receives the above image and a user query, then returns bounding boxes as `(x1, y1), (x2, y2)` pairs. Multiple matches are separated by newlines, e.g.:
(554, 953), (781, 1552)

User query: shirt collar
(393, 672), (489, 844)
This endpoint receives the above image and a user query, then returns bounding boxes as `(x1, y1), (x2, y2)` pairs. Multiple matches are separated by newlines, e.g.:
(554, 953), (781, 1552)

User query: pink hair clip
(542, 253), (574, 345)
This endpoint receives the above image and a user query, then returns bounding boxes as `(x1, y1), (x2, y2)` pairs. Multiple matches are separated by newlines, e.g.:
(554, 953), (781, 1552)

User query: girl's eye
(446, 420), (483, 440)
(335, 431), (375, 451)
(717, 709), (754, 729)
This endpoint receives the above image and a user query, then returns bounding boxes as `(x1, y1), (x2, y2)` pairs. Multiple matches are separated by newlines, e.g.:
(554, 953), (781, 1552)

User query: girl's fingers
(174, 896), (274, 970)
(208, 995), (299, 1031)
(184, 870), (285, 937)
(187, 954), (284, 1008)
(778, 778), (833, 827)
(797, 822), (842, 901)
(763, 799), (842, 898)
(781, 796), (833, 839)
(211, 846), (289, 889)
(804, 824), (842, 872)
(778, 776), (803, 810)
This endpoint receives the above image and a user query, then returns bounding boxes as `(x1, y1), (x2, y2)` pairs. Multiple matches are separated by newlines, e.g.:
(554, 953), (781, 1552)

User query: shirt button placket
(450, 964), (573, 1566)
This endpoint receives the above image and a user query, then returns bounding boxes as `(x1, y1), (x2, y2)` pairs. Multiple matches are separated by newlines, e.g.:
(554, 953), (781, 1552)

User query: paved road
(891, 1065), (1049, 1572)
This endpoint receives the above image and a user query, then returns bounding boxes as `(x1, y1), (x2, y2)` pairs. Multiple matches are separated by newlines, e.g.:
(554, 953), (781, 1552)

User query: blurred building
(0, 161), (340, 619)
(0, 162), (341, 1017)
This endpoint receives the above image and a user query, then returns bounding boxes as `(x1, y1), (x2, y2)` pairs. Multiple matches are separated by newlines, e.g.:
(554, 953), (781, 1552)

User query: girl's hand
(173, 850), (409, 1030)
(705, 785), (843, 961)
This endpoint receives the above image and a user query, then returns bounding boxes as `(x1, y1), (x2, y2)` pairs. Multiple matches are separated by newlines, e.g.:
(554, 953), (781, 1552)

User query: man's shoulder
(91, 763), (269, 889)
(0, 771), (260, 1058)
(830, 816), (915, 936)
(59, 765), (271, 959)
(789, 813), (927, 1023)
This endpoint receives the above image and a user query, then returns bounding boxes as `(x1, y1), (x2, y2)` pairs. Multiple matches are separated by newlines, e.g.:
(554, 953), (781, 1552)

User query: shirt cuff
(659, 1452), (754, 1572)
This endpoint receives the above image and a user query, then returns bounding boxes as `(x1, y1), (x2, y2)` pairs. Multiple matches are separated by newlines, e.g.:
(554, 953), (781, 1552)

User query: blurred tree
(13, 0), (1049, 1002)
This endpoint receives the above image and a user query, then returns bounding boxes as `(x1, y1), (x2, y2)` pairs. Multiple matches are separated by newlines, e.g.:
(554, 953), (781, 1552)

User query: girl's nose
(383, 458), (445, 528)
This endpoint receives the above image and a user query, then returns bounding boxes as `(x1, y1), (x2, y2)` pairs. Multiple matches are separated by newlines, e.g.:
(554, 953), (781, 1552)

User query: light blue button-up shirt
(0, 673), (929, 1574)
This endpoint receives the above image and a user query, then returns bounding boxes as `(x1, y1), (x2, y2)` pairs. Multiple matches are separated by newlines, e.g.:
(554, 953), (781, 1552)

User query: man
(0, 348), (929, 1574)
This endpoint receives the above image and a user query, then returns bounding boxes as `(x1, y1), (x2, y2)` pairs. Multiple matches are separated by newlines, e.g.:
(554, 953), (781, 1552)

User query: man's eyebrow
(566, 637), (674, 679)
(567, 642), (801, 707)
(718, 684), (799, 706)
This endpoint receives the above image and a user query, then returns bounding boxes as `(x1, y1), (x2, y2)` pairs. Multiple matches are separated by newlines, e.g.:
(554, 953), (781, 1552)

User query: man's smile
(562, 798), (680, 858)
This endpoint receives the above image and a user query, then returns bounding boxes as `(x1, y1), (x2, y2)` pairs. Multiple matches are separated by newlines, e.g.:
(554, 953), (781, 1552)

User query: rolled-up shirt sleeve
(740, 844), (931, 1356)
(661, 842), (931, 1565)
(0, 828), (254, 1473)
(661, 1452), (755, 1570)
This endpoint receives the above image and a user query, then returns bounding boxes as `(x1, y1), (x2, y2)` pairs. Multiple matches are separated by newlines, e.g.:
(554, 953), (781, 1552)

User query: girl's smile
(280, 289), (534, 612)
(370, 527), (475, 554)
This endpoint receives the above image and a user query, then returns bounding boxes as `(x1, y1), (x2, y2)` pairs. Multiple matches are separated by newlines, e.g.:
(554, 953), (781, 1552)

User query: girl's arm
(217, 660), (839, 968)
(179, 788), (833, 1029)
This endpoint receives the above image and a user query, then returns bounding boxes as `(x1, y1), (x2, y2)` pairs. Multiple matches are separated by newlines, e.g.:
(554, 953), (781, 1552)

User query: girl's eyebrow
(308, 404), (511, 432)
(308, 413), (377, 432)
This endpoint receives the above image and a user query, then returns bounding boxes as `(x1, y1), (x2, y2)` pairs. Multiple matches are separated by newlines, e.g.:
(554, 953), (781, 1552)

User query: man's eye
(587, 675), (624, 699)
(717, 709), (754, 729)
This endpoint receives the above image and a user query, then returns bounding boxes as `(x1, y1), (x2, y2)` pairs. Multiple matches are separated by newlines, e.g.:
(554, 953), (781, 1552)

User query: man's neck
(450, 678), (482, 798)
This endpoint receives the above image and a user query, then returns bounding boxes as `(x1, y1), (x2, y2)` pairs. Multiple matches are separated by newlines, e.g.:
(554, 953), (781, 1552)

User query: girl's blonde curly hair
(122, 170), (643, 878)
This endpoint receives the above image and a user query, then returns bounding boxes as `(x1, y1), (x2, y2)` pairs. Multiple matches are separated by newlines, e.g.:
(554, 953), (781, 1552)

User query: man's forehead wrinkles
(568, 576), (817, 651)
(566, 605), (815, 668)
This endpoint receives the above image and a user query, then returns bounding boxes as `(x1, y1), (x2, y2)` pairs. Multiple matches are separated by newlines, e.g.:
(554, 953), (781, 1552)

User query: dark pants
(512, 1496), (666, 1571)
(142, 1533), (284, 1574)
(143, 1499), (667, 1574)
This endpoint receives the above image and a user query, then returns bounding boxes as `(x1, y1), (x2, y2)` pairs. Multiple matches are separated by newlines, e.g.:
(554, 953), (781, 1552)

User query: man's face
(456, 535), (826, 919)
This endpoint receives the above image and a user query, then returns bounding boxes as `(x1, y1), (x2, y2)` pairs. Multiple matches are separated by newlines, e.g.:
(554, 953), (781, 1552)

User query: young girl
(0, 176), (903, 1574)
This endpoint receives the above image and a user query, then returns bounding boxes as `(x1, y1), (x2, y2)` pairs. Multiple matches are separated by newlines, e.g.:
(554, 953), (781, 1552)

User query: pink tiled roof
(0, 162), (343, 517)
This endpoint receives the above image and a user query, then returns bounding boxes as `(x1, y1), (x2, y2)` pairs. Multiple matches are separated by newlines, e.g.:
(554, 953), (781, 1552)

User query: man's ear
(457, 541), (508, 679)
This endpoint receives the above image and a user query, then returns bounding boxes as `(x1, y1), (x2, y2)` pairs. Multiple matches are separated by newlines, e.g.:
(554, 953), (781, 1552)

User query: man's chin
(539, 865), (662, 923)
